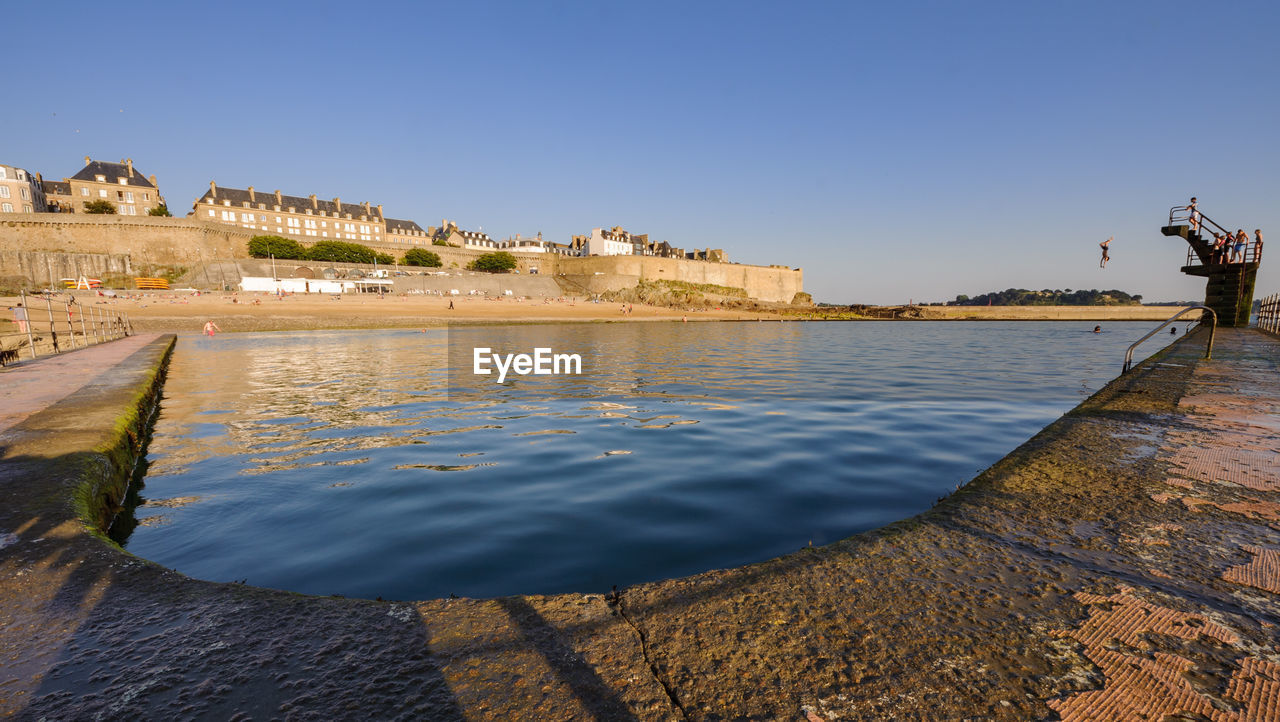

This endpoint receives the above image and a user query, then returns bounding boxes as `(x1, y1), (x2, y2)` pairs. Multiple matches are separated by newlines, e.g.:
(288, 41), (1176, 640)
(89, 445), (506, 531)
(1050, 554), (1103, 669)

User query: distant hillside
(948, 288), (1142, 306)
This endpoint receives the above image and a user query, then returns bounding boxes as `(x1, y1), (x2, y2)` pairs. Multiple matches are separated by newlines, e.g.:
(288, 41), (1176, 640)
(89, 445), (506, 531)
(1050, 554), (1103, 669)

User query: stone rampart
(0, 251), (134, 289)
(0, 214), (804, 303)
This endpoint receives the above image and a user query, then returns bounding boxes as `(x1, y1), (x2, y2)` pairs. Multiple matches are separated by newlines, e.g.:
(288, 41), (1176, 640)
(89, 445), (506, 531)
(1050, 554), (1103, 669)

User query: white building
(0, 164), (46, 214)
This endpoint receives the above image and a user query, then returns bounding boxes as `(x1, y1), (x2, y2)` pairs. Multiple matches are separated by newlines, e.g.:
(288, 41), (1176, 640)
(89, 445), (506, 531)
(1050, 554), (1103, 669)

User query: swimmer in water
(1093, 325), (1101, 333)
(203, 320), (221, 337)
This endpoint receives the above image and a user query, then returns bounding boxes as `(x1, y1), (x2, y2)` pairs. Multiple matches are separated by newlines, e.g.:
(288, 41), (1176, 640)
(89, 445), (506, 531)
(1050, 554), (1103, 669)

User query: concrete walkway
(0, 335), (163, 435)
(1, 329), (1278, 719)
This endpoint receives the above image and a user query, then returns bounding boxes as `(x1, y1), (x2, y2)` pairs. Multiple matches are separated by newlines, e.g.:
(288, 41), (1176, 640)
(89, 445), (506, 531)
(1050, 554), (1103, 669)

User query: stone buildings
(41, 157), (164, 215)
(188, 182), (424, 248)
(566, 226), (689, 259)
(0, 164), (46, 214)
(499, 233), (574, 255)
(432, 220), (497, 250)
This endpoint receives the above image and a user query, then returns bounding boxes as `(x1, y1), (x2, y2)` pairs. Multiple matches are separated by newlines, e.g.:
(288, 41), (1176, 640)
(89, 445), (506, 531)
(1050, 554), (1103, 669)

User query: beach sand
(1, 291), (1197, 334)
(0, 291), (770, 333)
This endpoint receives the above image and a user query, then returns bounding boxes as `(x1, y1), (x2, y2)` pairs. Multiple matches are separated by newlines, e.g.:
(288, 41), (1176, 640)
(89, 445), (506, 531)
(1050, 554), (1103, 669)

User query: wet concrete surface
(1, 328), (1278, 719)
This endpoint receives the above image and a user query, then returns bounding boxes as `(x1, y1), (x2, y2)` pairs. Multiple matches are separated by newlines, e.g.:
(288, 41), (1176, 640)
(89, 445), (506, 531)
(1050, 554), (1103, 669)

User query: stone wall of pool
(2, 327), (1278, 719)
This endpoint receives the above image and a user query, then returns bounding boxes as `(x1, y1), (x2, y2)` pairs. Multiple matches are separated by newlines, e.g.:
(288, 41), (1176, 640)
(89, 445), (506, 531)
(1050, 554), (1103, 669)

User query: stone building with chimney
(191, 182), (400, 244)
(41, 157), (163, 215)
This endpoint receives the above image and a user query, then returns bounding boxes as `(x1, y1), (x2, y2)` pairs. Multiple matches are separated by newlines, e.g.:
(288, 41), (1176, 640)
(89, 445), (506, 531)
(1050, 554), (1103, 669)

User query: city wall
(0, 213), (804, 303)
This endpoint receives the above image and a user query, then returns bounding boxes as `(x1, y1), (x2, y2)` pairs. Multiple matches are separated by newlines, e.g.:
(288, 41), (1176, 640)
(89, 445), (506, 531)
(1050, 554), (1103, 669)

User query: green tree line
(949, 288), (1143, 306)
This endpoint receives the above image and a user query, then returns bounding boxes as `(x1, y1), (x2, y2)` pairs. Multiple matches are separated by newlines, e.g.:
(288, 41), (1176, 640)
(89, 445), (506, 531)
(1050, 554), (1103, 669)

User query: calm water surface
(117, 321), (1173, 599)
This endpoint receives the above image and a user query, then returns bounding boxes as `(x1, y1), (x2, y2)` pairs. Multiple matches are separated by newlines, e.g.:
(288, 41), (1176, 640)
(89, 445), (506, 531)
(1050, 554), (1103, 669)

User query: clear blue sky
(7, 1), (1277, 304)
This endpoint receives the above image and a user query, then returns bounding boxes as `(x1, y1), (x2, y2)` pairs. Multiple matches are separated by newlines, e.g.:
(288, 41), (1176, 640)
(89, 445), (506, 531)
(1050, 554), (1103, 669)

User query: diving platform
(1163, 206), (1262, 326)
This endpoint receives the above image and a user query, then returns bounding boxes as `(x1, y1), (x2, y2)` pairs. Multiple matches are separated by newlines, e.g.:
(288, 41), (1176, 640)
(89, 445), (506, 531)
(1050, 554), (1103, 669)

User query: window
(95, 175), (106, 182)
(143, 193), (150, 201)
(1, 203), (11, 212)
(0, 186), (9, 198)
(258, 214), (266, 221)
(0, 168), (6, 180)
(241, 213), (253, 222)
(81, 188), (89, 196)
(118, 178), (128, 185)
(274, 216), (282, 223)
(99, 189), (108, 198)
(16, 170), (24, 181)
(208, 209), (215, 217)
(304, 219), (317, 229)
(287, 218), (300, 228)
(221, 210), (237, 221)
(125, 191), (134, 202)
(23, 204), (32, 213)
(20, 187), (29, 200)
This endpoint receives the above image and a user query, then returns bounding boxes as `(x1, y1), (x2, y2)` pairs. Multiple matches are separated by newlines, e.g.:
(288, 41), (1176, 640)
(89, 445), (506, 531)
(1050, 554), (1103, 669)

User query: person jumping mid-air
(1099, 237), (1112, 268)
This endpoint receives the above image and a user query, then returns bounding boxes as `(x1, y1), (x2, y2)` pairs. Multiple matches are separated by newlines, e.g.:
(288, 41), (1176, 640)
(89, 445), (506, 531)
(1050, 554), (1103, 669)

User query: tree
(83, 199), (117, 214)
(147, 203), (172, 217)
(375, 252), (395, 265)
(403, 248), (443, 267)
(432, 239), (451, 247)
(248, 235), (307, 259)
(468, 251), (518, 273)
(305, 240), (382, 264)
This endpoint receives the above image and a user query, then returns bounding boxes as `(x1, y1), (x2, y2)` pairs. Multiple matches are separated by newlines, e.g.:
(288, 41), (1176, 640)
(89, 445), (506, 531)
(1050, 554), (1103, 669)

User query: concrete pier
(1, 329), (1278, 719)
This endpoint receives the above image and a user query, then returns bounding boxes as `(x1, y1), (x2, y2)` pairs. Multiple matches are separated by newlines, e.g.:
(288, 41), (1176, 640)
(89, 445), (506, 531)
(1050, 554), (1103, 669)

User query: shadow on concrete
(496, 596), (641, 721)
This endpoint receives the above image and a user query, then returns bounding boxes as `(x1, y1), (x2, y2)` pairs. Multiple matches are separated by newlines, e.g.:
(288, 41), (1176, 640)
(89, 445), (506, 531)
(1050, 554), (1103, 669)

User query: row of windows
(216, 198), (375, 221)
(1, 203), (35, 212)
(80, 187), (150, 201)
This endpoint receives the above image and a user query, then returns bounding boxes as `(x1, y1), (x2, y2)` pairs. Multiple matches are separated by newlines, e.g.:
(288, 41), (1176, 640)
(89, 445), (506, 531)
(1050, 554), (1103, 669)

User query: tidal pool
(116, 321), (1174, 599)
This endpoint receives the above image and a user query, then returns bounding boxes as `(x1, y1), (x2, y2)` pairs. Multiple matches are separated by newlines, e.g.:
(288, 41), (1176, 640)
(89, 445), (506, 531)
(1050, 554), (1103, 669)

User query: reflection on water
(119, 321), (1170, 600)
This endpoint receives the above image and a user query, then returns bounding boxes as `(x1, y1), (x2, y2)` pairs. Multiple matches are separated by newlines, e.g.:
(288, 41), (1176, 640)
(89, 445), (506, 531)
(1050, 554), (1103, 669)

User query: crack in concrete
(611, 593), (690, 720)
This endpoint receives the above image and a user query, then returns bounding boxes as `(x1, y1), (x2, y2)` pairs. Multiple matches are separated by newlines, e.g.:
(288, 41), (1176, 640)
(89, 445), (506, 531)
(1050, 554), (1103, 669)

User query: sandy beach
(0, 291), (771, 334)
(1, 291), (1198, 334)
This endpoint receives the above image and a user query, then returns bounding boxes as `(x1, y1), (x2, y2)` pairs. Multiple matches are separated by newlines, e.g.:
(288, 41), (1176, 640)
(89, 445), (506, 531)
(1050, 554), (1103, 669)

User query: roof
(70, 160), (155, 188)
(196, 185), (383, 220)
(42, 180), (71, 195)
(385, 217), (425, 233)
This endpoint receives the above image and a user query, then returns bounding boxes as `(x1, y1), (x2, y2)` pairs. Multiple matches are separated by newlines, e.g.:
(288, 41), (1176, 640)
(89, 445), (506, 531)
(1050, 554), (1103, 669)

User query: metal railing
(1, 291), (132, 366)
(1123, 305), (1215, 373)
(1168, 205), (1262, 268)
(1259, 293), (1280, 335)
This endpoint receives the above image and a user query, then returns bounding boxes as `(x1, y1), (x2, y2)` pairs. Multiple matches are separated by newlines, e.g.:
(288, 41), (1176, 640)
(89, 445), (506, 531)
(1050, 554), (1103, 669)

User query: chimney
(126, 158), (134, 177)
(36, 172), (42, 182)
(333, 197), (341, 213)
(210, 180), (217, 198)
(84, 156), (91, 166)
(248, 186), (256, 202)
(376, 204), (383, 217)
(275, 189), (282, 205)
(363, 201), (371, 215)
(310, 194), (317, 209)
(148, 174), (156, 187)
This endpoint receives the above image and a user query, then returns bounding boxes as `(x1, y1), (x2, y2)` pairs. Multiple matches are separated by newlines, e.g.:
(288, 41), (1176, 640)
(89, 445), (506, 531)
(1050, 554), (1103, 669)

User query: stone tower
(1161, 207), (1260, 327)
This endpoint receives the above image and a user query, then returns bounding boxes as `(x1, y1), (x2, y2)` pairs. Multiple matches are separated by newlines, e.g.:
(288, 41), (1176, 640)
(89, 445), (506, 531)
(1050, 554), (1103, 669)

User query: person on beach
(1188, 197), (1200, 232)
(11, 303), (27, 333)
(448, 299), (454, 310)
(1099, 237), (1112, 268)
(202, 320), (220, 337)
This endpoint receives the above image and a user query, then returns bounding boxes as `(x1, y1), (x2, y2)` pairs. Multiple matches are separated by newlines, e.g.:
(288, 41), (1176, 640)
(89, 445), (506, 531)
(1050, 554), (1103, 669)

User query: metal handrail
(1123, 305), (1216, 373)
(1168, 205), (1229, 240)
(2, 290), (131, 365)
